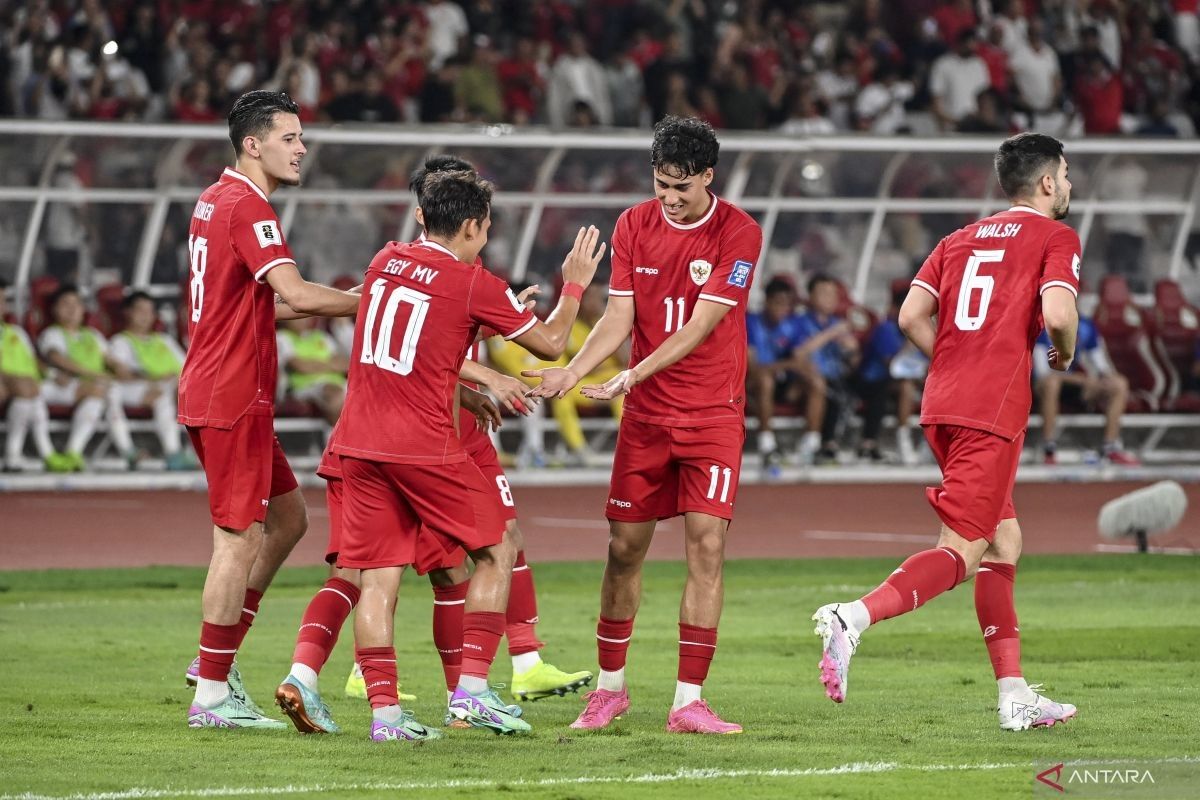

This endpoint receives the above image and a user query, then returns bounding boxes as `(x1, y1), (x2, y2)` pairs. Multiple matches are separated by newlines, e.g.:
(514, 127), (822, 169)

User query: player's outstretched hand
(522, 366), (580, 399)
(560, 225), (607, 288)
(460, 385), (503, 432)
(516, 284), (541, 311)
(581, 369), (638, 401)
(486, 372), (538, 415)
(1047, 346), (1074, 372)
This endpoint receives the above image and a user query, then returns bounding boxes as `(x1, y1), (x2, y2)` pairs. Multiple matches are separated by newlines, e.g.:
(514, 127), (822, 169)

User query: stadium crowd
(3, 0), (1200, 137)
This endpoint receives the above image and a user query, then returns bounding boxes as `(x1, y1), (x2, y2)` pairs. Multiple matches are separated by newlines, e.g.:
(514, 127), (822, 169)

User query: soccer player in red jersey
(181, 90), (360, 729)
(332, 171), (605, 740)
(274, 158), (590, 736)
(526, 116), (763, 734)
(812, 132), (1080, 731)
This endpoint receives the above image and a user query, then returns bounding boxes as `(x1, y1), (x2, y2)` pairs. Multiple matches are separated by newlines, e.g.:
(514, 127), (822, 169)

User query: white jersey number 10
(955, 249), (1004, 331)
(360, 278), (431, 376)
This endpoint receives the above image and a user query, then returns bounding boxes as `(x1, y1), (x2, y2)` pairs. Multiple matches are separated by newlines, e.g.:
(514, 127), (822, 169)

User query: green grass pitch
(1, 556), (1197, 799)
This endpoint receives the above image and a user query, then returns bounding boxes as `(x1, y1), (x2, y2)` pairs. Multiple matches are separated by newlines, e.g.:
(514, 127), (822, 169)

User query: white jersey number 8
(955, 249), (1004, 331)
(360, 278), (431, 376)
(187, 235), (207, 323)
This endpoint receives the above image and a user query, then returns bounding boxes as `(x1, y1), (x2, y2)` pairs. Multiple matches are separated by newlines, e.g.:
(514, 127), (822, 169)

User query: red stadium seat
(94, 283), (127, 336)
(1093, 275), (1164, 411)
(1148, 279), (1200, 411)
(832, 280), (878, 343)
(22, 276), (60, 336)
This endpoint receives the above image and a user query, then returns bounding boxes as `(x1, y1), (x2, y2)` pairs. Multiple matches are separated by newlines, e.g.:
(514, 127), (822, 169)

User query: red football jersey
(609, 194), (762, 427)
(178, 168), (296, 428)
(913, 206), (1081, 440)
(333, 240), (536, 465)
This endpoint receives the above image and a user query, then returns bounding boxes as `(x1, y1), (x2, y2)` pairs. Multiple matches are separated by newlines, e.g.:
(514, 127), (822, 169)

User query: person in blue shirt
(747, 277), (809, 468)
(793, 274), (859, 464)
(1034, 316), (1139, 465)
(855, 284), (926, 463)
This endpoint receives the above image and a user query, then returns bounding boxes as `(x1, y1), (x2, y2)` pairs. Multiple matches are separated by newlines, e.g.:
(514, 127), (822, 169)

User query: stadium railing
(1, 121), (1198, 462)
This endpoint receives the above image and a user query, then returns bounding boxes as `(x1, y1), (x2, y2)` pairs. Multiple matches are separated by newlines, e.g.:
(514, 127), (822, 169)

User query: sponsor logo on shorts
(983, 625), (999, 638)
(609, 498), (632, 509)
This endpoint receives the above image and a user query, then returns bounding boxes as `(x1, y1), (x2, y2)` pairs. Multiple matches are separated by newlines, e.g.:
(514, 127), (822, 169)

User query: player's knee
(607, 534), (647, 568)
(331, 565), (361, 588)
(686, 531), (726, 570)
(505, 520), (524, 551)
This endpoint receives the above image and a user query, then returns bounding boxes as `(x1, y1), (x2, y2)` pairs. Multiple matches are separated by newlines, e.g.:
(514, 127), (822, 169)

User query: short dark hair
(650, 115), (719, 179)
(994, 132), (1065, 200)
(228, 90), (300, 155)
(806, 273), (837, 296)
(48, 284), (80, 309)
(409, 155), (476, 201)
(419, 171), (494, 238)
(122, 290), (153, 310)
(764, 276), (795, 299)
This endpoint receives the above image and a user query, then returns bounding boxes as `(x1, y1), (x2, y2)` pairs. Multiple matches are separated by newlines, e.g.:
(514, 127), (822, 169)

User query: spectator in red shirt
(1074, 52), (1124, 134)
(977, 23), (1011, 98)
(497, 36), (546, 124)
(932, 0), (978, 47)
(173, 78), (218, 122)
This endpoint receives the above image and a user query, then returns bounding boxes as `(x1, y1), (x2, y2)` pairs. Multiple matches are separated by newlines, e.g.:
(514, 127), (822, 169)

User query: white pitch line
(6, 757), (1199, 800)
(1094, 543), (1198, 555)
(803, 530), (935, 544)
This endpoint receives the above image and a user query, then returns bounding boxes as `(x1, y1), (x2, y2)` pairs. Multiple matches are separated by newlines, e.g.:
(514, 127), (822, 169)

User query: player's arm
(791, 320), (852, 362)
(267, 265), (360, 318)
(523, 294), (634, 398)
(458, 357), (535, 415)
(508, 226), (606, 361)
(41, 338), (106, 380)
(1042, 286), (1078, 372)
(457, 383), (502, 432)
(898, 286), (938, 359)
(105, 338), (140, 380)
(581, 298), (730, 401)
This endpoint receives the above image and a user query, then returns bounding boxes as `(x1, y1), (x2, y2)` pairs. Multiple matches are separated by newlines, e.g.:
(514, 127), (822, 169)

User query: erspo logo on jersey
(728, 259), (753, 288)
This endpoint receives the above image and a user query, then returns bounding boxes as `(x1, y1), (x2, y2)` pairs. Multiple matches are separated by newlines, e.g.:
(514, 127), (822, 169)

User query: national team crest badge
(689, 259), (713, 286)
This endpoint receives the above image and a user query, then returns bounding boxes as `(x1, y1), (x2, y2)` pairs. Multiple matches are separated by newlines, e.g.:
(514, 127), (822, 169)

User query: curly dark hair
(650, 115), (719, 179)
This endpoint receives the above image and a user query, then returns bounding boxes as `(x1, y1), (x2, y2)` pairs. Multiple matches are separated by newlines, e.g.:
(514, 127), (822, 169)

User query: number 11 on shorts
(706, 465), (732, 503)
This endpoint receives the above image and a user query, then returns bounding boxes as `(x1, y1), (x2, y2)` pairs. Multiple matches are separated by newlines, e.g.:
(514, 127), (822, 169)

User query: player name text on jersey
(384, 258), (439, 285)
(975, 222), (1023, 239)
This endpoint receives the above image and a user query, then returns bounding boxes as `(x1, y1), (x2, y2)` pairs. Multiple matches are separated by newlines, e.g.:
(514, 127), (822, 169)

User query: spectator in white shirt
(424, 0), (468, 69)
(547, 33), (613, 127)
(855, 64), (915, 134)
(930, 30), (992, 130)
(1011, 17), (1063, 114)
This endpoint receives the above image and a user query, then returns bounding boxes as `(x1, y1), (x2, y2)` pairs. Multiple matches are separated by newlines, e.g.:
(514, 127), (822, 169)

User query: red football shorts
(187, 415), (298, 531)
(468, 439), (518, 523)
(323, 476), (343, 565)
(922, 424), (1022, 542)
(606, 418), (744, 522)
(337, 456), (506, 570)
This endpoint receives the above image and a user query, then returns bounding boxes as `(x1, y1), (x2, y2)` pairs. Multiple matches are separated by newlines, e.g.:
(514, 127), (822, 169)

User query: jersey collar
(417, 238), (459, 261)
(221, 167), (269, 202)
(661, 191), (719, 230)
(1005, 205), (1047, 217)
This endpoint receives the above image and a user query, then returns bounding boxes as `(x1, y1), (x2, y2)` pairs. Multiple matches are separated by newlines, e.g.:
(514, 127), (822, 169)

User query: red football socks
(976, 561), (1022, 679)
(597, 616), (635, 671)
(506, 551), (544, 655)
(432, 581), (469, 690)
(461, 611), (506, 680)
(292, 577), (360, 672)
(862, 547), (967, 624)
(197, 621), (239, 682)
(677, 623), (718, 685)
(355, 645), (398, 709)
(233, 587), (263, 650)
